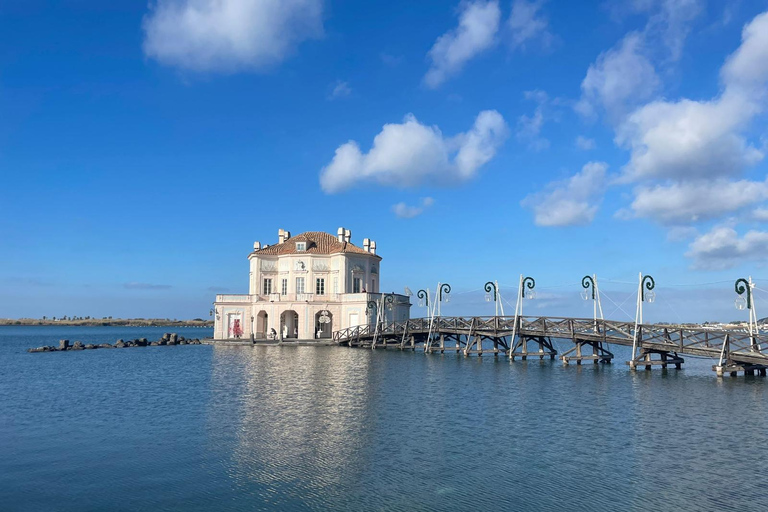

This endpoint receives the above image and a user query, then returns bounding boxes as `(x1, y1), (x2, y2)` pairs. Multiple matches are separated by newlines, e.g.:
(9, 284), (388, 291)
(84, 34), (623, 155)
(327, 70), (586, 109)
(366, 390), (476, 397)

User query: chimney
(253, 241), (261, 251)
(337, 227), (345, 243)
(370, 241), (377, 255)
(345, 229), (351, 243)
(278, 229), (288, 244)
(363, 238), (370, 252)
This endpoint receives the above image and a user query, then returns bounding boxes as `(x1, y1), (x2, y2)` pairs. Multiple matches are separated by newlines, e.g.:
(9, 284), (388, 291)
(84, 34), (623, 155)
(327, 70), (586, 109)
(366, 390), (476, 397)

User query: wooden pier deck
(332, 316), (768, 377)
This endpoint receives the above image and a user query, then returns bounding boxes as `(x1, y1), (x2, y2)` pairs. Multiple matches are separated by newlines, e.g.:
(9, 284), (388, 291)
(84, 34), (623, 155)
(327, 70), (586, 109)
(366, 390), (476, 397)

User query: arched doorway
(256, 310), (268, 338)
(280, 310), (299, 339)
(315, 310), (333, 339)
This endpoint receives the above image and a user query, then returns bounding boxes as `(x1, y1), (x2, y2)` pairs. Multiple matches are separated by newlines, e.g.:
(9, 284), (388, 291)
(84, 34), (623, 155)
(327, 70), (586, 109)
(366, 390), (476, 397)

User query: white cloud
(142, 0), (323, 72)
(522, 161), (608, 227)
(424, 1), (501, 88)
(516, 90), (550, 150)
(329, 80), (351, 99)
(686, 225), (768, 270)
(320, 110), (508, 193)
(644, 0), (703, 61)
(575, 33), (660, 120)
(617, 11), (768, 182)
(603, 0), (703, 61)
(508, 0), (552, 50)
(630, 179), (768, 224)
(721, 12), (768, 90)
(754, 207), (768, 221)
(617, 93), (764, 181)
(392, 197), (435, 219)
(575, 136), (596, 150)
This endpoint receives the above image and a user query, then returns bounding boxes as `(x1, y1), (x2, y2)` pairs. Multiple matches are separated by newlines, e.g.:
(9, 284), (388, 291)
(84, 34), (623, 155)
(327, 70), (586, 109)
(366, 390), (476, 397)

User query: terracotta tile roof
(250, 231), (381, 259)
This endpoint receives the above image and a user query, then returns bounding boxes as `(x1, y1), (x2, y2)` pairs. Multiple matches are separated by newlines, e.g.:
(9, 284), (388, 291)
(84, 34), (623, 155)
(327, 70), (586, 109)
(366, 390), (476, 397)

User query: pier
(332, 316), (768, 376)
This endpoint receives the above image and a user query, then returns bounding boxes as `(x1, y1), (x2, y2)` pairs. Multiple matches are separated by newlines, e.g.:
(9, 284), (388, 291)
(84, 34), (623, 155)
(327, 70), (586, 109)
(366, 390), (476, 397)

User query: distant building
(213, 228), (411, 340)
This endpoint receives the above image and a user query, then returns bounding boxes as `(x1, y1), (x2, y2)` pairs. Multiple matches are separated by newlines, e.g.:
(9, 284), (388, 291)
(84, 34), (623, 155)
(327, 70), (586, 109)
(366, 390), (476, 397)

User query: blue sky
(2, 0), (768, 322)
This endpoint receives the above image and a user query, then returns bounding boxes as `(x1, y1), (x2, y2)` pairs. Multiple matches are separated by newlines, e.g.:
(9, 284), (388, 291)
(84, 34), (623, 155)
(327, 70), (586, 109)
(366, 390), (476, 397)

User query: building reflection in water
(206, 345), (373, 507)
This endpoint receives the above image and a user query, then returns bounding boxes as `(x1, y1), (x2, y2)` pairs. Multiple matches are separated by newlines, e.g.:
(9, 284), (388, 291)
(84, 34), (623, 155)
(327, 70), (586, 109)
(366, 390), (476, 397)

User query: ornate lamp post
(250, 315), (255, 343)
(581, 274), (604, 331)
(484, 281), (502, 317)
(437, 283), (451, 317)
(366, 300), (378, 325)
(735, 277), (758, 349)
(631, 273), (655, 365)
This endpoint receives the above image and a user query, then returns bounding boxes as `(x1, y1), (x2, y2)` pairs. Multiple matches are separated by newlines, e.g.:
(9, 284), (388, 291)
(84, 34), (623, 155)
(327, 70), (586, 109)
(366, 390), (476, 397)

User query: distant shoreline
(0, 318), (214, 327)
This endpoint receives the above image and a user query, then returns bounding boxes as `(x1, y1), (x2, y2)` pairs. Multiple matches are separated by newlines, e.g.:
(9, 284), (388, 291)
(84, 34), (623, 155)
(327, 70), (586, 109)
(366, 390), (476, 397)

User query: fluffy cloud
(142, 0), (323, 72)
(630, 179), (768, 224)
(686, 226), (768, 270)
(508, 0), (552, 50)
(619, 12), (768, 182)
(575, 33), (660, 120)
(424, 1), (501, 88)
(320, 110), (508, 193)
(392, 198), (435, 219)
(522, 162), (608, 227)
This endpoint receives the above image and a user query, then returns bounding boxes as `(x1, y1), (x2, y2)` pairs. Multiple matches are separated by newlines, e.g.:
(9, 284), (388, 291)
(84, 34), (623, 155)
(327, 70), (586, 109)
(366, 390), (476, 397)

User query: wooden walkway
(332, 316), (768, 377)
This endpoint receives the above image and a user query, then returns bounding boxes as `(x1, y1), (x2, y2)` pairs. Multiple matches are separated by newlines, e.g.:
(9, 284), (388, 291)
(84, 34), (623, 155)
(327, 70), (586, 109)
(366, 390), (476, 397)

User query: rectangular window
(353, 277), (362, 293)
(296, 242), (306, 252)
(296, 277), (305, 294)
(281, 278), (288, 295)
(263, 278), (272, 295)
(316, 278), (325, 295)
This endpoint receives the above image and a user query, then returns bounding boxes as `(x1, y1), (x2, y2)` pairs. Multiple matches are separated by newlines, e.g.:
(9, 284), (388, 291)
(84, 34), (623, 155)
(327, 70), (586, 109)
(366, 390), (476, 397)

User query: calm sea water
(2, 326), (768, 511)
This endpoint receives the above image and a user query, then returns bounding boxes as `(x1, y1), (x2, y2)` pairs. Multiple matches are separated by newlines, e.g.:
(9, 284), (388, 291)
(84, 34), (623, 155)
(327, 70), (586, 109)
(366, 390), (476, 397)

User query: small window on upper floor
(296, 242), (306, 252)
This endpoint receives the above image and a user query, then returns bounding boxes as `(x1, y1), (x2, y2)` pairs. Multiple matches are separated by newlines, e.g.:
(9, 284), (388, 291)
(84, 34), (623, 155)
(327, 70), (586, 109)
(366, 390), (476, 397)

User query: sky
(1, 0), (768, 322)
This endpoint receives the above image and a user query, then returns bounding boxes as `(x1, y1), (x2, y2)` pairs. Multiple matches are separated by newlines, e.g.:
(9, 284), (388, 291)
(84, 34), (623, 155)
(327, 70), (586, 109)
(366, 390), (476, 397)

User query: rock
(137, 338), (148, 347)
(162, 333), (171, 341)
(116, 339), (124, 345)
(71, 341), (85, 350)
(115, 341), (125, 348)
(150, 341), (160, 346)
(59, 340), (70, 351)
(179, 339), (188, 345)
(178, 336), (185, 342)
(157, 339), (167, 346)
(28, 347), (45, 353)
(85, 344), (96, 349)
(99, 343), (114, 349)
(170, 333), (178, 343)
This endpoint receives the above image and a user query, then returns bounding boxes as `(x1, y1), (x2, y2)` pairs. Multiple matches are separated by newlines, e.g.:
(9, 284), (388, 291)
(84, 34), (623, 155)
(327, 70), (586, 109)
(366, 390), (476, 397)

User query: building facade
(213, 227), (411, 340)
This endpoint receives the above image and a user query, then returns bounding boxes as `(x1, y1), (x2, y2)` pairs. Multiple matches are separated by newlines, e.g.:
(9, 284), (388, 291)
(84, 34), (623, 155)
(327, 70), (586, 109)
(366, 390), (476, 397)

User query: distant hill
(0, 318), (213, 327)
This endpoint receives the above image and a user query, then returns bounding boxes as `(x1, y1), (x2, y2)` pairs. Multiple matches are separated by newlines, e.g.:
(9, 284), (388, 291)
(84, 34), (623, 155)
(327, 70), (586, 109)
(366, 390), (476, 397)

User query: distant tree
(42, 316), (46, 320)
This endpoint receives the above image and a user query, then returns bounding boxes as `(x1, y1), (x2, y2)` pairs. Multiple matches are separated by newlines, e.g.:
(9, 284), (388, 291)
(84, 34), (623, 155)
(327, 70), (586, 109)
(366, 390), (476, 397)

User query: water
(2, 326), (768, 511)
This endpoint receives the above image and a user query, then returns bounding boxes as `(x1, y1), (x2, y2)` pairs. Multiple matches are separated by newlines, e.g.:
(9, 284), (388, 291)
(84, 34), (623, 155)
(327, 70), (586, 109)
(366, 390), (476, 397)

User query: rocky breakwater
(28, 333), (203, 353)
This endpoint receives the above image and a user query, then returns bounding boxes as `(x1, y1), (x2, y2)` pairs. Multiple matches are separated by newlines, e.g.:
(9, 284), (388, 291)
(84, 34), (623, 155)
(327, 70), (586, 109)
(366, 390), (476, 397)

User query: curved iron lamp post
(417, 289), (429, 308)
(582, 275), (595, 300)
(641, 275), (655, 302)
(484, 281), (497, 301)
(366, 300), (378, 315)
(522, 277), (535, 298)
(438, 283), (451, 301)
(735, 278), (752, 309)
